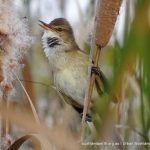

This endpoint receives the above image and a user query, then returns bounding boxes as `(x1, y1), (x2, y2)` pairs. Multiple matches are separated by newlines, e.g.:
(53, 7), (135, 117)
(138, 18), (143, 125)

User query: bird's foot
(91, 66), (101, 76)
(80, 113), (92, 122)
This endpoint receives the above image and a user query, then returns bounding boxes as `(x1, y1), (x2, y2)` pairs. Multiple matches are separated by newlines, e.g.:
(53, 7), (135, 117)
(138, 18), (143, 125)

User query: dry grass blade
(7, 134), (56, 150)
(14, 73), (41, 125)
(82, 48), (100, 126)
(7, 134), (42, 150)
(19, 79), (49, 87)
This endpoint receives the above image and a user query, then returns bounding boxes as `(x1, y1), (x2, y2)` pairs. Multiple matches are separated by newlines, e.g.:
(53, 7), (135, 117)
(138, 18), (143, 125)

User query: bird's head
(39, 18), (77, 52)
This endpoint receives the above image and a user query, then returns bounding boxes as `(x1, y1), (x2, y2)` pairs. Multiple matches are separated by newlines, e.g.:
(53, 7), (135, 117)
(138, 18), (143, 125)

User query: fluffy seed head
(0, 0), (32, 95)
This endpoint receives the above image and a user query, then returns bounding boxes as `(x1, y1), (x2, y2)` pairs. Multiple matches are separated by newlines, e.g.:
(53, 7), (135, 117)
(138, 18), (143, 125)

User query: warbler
(39, 18), (107, 121)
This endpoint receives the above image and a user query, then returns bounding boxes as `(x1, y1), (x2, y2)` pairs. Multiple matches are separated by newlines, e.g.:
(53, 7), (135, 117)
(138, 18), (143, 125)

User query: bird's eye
(57, 28), (63, 32)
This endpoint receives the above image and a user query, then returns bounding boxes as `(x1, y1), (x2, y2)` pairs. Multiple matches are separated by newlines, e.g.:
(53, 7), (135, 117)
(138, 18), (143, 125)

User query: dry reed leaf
(95, 0), (122, 47)
(7, 134), (42, 150)
(0, 102), (80, 150)
(7, 134), (55, 150)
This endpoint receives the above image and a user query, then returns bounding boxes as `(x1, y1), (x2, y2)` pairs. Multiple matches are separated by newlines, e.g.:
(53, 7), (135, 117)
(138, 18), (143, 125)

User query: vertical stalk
(140, 62), (145, 134)
(140, 58), (149, 149)
(82, 46), (101, 133)
(81, 12), (97, 139)
(1, 94), (7, 138)
(0, 92), (10, 149)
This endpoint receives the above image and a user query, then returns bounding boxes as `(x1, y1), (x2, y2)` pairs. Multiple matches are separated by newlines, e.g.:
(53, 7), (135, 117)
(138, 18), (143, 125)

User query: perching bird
(39, 18), (107, 121)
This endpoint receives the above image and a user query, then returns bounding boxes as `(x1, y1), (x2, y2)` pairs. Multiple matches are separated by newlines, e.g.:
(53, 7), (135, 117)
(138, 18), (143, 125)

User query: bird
(39, 18), (108, 121)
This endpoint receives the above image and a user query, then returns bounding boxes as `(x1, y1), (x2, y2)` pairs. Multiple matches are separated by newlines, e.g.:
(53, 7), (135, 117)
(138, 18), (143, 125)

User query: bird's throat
(46, 37), (61, 48)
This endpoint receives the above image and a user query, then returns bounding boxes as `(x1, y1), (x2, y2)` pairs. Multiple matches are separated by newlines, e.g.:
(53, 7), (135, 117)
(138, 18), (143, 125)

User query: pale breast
(54, 66), (88, 106)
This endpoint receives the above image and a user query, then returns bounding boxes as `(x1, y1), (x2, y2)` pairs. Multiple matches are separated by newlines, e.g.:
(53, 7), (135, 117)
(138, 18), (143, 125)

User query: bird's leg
(91, 66), (101, 76)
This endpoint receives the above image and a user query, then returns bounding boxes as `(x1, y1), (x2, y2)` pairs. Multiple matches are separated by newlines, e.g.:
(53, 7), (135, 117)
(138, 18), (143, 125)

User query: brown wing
(58, 90), (83, 109)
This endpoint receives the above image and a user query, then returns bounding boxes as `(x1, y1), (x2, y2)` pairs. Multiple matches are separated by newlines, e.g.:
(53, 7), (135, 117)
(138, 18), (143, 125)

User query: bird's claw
(91, 66), (101, 76)
(80, 113), (92, 122)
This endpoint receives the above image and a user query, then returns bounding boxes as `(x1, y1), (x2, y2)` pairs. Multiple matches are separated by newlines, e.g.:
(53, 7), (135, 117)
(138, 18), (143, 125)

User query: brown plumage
(40, 18), (108, 121)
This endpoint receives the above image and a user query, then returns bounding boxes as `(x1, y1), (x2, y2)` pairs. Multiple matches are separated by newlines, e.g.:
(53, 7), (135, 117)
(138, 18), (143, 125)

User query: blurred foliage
(92, 0), (150, 149)
(1, 0), (150, 149)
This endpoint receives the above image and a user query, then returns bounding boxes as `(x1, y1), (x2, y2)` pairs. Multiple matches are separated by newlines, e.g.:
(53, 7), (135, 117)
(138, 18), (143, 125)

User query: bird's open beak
(39, 20), (55, 31)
